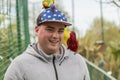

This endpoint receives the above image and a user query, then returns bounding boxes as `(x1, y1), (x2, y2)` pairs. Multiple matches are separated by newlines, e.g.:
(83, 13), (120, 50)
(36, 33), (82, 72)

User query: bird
(67, 31), (78, 52)
(42, 0), (54, 9)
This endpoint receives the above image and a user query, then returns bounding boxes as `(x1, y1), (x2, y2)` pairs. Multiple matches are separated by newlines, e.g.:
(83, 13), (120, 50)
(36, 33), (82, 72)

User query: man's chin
(48, 47), (59, 53)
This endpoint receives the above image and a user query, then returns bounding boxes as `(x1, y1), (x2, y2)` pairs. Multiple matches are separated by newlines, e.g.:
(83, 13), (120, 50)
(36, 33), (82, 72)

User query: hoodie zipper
(53, 56), (58, 80)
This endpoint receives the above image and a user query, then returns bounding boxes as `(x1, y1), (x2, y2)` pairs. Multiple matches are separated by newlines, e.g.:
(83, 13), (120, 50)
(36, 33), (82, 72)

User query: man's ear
(35, 26), (39, 35)
(35, 26), (39, 32)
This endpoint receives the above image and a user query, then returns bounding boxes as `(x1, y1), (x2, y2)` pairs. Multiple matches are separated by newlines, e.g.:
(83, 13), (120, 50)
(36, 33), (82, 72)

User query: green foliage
(0, 24), (17, 79)
(0, 15), (6, 24)
(0, 24), (27, 79)
(107, 41), (120, 61)
(79, 17), (120, 79)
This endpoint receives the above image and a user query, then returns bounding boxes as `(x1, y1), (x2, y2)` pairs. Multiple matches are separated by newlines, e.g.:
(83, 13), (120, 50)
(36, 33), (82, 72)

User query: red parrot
(67, 31), (78, 52)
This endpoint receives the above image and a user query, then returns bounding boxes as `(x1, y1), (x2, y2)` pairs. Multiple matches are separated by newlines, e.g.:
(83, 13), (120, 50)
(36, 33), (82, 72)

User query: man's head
(35, 4), (71, 55)
(36, 4), (71, 27)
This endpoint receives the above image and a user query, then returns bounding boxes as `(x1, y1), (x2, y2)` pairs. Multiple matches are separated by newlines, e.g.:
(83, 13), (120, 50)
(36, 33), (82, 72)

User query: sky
(61, 0), (120, 37)
(29, 0), (120, 37)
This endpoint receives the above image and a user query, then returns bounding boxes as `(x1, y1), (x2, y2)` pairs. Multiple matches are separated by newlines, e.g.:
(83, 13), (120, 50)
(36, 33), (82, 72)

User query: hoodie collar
(37, 43), (65, 62)
(25, 43), (69, 63)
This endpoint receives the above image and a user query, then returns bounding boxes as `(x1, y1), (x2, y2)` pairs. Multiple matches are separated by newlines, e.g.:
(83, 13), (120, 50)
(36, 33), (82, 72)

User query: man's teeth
(50, 40), (58, 43)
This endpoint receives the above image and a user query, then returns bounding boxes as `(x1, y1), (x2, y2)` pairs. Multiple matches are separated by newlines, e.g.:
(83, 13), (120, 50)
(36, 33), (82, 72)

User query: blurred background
(0, 0), (120, 80)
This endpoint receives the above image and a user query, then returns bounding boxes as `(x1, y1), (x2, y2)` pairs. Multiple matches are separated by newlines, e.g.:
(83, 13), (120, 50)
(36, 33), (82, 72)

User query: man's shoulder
(66, 49), (86, 63)
(11, 52), (30, 64)
(66, 49), (82, 57)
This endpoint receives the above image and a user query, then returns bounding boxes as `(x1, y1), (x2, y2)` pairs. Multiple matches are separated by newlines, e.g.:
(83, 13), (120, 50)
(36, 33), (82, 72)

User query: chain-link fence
(85, 59), (117, 80)
(0, 0), (117, 80)
(0, 0), (30, 79)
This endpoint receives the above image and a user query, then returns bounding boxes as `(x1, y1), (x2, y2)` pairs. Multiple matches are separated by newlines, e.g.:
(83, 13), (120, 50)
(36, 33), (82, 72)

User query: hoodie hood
(25, 43), (70, 64)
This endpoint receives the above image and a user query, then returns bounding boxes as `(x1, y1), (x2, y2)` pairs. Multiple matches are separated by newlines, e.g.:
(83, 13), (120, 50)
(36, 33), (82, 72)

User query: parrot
(67, 31), (78, 52)
(42, 0), (54, 9)
(63, 27), (70, 46)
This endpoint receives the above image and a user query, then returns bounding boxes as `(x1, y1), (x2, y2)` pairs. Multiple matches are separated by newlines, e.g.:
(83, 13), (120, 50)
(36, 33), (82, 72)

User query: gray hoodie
(4, 43), (90, 80)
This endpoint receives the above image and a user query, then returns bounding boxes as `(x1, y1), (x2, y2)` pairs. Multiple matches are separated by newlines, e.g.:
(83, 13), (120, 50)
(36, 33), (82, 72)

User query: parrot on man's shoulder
(67, 31), (78, 52)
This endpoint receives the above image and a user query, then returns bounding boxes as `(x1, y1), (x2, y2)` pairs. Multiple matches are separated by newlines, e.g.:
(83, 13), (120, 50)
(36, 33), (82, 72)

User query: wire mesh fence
(85, 59), (117, 80)
(0, 0), (117, 80)
(0, 0), (30, 79)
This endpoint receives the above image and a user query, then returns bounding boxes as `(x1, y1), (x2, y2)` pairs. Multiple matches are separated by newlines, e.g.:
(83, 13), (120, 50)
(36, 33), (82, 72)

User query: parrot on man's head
(42, 0), (54, 9)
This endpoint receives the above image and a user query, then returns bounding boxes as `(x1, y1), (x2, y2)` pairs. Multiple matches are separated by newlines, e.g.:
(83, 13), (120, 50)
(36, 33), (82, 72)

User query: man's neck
(37, 43), (61, 55)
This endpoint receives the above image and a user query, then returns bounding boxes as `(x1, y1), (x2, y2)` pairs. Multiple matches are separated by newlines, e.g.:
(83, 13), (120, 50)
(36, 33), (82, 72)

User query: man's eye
(46, 28), (54, 31)
(58, 30), (64, 33)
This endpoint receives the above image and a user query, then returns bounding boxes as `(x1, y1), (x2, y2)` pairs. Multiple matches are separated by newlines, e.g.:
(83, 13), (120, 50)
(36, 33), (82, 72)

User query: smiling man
(35, 22), (65, 55)
(4, 4), (90, 80)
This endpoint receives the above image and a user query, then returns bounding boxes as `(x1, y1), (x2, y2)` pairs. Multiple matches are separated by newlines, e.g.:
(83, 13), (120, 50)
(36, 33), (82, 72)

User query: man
(4, 4), (90, 80)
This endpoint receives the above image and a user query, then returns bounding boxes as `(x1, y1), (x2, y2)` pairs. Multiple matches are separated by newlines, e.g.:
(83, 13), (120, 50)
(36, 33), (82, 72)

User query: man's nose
(52, 31), (59, 38)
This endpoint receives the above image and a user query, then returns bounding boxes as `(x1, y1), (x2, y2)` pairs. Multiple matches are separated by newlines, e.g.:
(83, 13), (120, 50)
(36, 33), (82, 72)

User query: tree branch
(112, 0), (120, 8)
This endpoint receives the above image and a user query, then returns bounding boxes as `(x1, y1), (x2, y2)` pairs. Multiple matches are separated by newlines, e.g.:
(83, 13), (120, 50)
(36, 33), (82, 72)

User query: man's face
(35, 22), (65, 55)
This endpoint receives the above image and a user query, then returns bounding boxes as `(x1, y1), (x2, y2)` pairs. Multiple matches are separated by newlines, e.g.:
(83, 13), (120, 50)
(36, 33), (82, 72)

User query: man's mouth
(49, 40), (59, 44)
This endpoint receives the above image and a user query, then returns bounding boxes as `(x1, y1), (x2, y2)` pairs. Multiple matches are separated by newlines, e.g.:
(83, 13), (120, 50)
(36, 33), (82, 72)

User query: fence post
(16, 0), (22, 54)
(23, 0), (30, 48)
